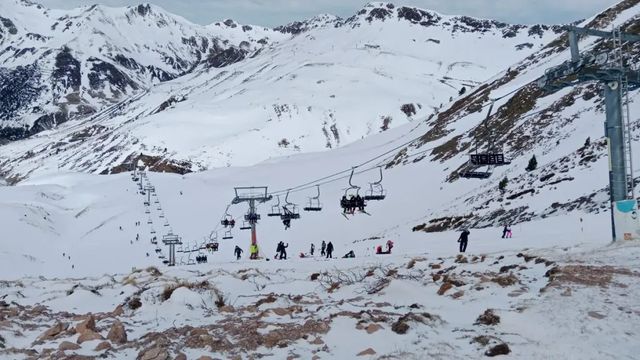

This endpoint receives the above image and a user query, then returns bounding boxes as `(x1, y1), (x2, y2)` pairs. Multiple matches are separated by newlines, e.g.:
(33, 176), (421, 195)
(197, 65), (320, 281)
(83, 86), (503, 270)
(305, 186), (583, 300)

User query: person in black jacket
(326, 241), (334, 258)
(234, 245), (243, 260)
(458, 229), (470, 253)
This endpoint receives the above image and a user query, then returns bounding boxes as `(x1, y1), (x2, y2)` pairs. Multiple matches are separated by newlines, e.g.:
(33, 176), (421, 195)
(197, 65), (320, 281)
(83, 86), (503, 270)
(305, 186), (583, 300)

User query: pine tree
(526, 155), (538, 172)
(499, 177), (508, 192)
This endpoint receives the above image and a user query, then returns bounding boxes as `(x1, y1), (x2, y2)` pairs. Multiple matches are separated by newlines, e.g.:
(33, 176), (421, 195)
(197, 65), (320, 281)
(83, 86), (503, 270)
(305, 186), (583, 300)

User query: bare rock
(357, 348), (377, 356)
(451, 290), (465, 299)
(197, 356), (213, 360)
(485, 343), (510, 357)
(95, 341), (112, 351)
(365, 323), (383, 334)
(139, 346), (170, 360)
(58, 341), (81, 351)
(309, 337), (324, 345)
(174, 354), (187, 360)
(107, 320), (127, 344)
(77, 329), (104, 344)
(475, 309), (500, 326)
(391, 320), (409, 334)
(437, 282), (453, 295)
(219, 305), (235, 313)
(76, 315), (96, 333)
(112, 304), (124, 317)
(38, 321), (68, 341)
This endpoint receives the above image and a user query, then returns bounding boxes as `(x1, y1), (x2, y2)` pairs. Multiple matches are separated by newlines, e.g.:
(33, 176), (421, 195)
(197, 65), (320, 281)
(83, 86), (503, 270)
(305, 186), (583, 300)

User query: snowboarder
(326, 241), (334, 259)
(249, 243), (259, 260)
(310, 243), (315, 256)
(234, 246), (243, 260)
(321, 241), (326, 256)
(458, 229), (470, 253)
(342, 250), (355, 258)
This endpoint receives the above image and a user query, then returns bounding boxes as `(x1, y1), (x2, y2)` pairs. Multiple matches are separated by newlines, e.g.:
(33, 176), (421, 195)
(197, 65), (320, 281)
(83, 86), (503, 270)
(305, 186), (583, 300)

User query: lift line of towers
(135, 25), (638, 266)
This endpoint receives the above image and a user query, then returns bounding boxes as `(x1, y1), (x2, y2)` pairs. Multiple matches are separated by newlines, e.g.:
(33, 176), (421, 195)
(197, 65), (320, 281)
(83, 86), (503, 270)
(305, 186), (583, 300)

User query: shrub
(525, 155), (537, 172)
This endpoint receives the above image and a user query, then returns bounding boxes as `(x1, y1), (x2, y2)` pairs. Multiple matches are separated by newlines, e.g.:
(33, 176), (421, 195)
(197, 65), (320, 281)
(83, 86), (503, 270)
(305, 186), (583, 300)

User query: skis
(342, 210), (371, 219)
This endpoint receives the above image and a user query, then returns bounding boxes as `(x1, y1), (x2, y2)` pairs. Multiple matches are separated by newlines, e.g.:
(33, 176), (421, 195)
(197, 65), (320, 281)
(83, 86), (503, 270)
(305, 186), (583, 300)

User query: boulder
(107, 320), (127, 344)
(38, 322), (68, 341)
(58, 341), (81, 351)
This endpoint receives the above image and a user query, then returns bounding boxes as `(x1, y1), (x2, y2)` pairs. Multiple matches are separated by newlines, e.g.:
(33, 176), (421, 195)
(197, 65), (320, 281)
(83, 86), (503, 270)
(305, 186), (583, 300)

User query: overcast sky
(37, 0), (618, 27)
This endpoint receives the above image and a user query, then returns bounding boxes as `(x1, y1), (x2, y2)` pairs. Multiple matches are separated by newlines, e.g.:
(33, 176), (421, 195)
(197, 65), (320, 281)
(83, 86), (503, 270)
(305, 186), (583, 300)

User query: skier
(249, 243), (259, 260)
(310, 243), (315, 256)
(502, 225), (508, 239)
(321, 241), (326, 256)
(326, 241), (334, 259)
(458, 229), (470, 253)
(506, 225), (512, 238)
(234, 246), (243, 260)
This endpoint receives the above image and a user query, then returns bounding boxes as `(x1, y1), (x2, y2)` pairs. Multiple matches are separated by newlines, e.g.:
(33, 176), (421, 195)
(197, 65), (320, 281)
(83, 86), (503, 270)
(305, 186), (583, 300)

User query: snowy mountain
(1, 1), (640, 358)
(0, 1), (563, 180)
(0, 0), (283, 142)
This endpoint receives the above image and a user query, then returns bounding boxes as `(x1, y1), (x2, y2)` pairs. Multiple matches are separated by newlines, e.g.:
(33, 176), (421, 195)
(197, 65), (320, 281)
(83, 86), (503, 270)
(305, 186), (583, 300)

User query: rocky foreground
(1, 242), (639, 359)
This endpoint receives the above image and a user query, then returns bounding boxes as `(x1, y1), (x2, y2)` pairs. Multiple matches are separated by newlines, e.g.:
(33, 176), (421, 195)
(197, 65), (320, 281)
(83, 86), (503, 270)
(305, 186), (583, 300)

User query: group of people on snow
(456, 225), (514, 253)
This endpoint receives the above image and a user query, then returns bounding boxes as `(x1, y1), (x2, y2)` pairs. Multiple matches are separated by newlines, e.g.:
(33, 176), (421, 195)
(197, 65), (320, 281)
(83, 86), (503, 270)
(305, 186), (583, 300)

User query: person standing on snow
(310, 243), (315, 256)
(326, 241), (334, 259)
(278, 242), (289, 260)
(458, 229), (470, 253)
(249, 243), (259, 260)
(502, 225), (508, 239)
(321, 241), (326, 256)
(234, 246), (243, 260)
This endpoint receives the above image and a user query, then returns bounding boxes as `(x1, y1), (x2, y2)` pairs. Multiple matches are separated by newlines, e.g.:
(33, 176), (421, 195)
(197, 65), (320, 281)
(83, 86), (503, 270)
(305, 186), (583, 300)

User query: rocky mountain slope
(0, 1), (563, 180)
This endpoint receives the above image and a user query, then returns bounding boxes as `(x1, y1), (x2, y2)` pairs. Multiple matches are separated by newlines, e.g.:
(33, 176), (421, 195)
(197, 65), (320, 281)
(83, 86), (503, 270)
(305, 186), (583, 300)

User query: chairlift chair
(162, 260), (170, 265)
(280, 190), (301, 220)
(150, 228), (156, 234)
(220, 205), (236, 228)
(147, 218), (153, 225)
(159, 212), (165, 218)
(222, 229), (234, 240)
(340, 168), (367, 213)
(268, 195), (282, 217)
(303, 185), (323, 212)
(239, 220), (252, 230)
(145, 207), (150, 214)
(460, 101), (511, 179)
(364, 167), (387, 201)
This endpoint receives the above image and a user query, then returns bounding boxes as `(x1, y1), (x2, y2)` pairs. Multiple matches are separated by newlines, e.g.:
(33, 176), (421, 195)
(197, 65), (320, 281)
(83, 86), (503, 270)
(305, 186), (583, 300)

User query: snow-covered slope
(0, 1), (563, 179)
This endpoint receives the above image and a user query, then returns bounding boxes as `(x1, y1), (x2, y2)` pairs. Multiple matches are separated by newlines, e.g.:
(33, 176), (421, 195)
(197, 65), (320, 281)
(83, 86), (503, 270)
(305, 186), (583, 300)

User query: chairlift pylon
(303, 185), (323, 212)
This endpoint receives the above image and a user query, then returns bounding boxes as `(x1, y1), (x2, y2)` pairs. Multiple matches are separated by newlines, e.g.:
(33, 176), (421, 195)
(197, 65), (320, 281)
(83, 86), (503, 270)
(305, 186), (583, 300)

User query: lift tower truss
(231, 187), (272, 254)
(537, 25), (640, 240)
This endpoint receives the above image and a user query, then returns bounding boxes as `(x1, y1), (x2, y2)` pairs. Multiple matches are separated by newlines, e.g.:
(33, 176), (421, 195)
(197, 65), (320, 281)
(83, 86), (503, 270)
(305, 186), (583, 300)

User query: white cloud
(36, 0), (619, 26)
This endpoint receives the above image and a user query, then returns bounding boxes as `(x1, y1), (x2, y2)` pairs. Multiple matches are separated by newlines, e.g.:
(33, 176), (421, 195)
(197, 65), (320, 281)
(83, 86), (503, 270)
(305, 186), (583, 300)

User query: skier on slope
(277, 241), (288, 260)
(310, 243), (315, 256)
(321, 241), (326, 256)
(234, 246), (243, 260)
(458, 229), (470, 253)
(502, 225), (509, 239)
(326, 241), (334, 259)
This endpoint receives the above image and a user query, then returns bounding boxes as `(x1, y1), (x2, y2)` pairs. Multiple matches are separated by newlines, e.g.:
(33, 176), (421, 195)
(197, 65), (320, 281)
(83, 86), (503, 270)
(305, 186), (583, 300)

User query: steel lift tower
(231, 187), (272, 256)
(537, 25), (640, 240)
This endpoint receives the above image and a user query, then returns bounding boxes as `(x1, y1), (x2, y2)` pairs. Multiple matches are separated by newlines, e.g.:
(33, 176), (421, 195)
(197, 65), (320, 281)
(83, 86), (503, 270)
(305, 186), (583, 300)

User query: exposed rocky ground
(1, 242), (638, 359)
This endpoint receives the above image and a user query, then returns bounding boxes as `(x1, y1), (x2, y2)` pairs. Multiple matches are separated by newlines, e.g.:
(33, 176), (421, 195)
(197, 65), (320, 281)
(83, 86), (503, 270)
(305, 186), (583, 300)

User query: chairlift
(159, 212), (165, 218)
(222, 229), (234, 240)
(268, 195), (282, 217)
(147, 218), (153, 225)
(151, 237), (158, 245)
(460, 101), (511, 179)
(150, 227), (156, 234)
(244, 211), (260, 224)
(162, 260), (170, 265)
(364, 167), (387, 201)
(239, 220), (252, 231)
(155, 247), (161, 253)
(220, 205), (236, 228)
(159, 254), (166, 259)
(340, 168), (367, 213)
(145, 207), (150, 214)
(303, 185), (323, 212)
(280, 190), (300, 229)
